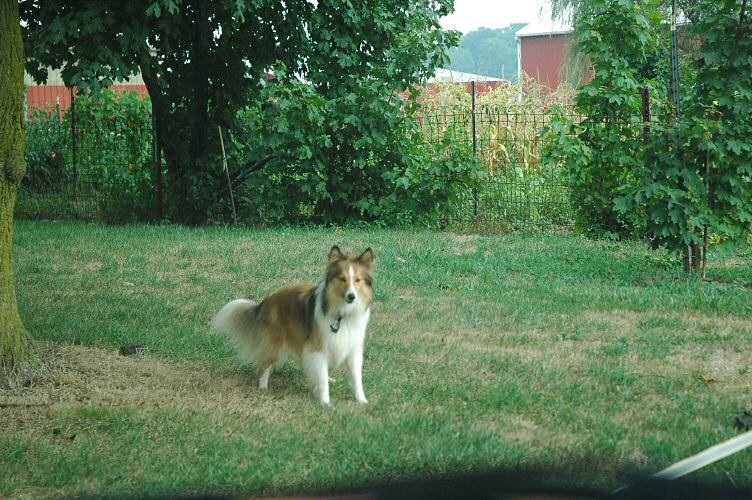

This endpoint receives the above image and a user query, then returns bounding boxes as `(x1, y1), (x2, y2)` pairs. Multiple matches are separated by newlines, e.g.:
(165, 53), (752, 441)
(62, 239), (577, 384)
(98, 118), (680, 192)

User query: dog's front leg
(258, 364), (273, 389)
(346, 349), (368, 404)
(303, 350), (330, 404)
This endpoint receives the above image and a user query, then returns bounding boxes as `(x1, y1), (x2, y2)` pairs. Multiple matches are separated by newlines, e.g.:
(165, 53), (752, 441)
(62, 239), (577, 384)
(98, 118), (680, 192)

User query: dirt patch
(581, 309), (641, 331)
(448, 233), (480, 243)
(0, 343), (301, 431)
(448, 233), (480, 256)
(407, 325), (597, 376)
(659, 349), (752, 388)
(582, 309), (752, 337)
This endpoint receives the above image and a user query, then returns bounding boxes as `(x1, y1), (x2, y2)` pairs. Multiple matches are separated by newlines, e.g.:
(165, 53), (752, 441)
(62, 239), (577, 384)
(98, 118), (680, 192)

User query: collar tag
(330, 316), (342, 333)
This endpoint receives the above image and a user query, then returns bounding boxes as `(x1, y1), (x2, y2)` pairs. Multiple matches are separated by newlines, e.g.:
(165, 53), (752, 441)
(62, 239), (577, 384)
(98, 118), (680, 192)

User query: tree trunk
(141, 67), (166, 221)
(0, 0), (35, 375)
(683, 241), (703, 274)
(140, 20), (216, 225)
(691, 241), (702, 273)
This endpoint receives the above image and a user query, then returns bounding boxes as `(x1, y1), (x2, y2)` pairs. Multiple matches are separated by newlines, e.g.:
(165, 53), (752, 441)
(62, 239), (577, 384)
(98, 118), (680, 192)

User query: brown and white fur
(211, 246), (374, 404)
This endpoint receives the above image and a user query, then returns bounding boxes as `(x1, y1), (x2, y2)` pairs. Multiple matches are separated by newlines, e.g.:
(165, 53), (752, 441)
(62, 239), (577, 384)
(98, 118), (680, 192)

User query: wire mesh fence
(422, 102), (576, 232)
(19, 88), (576, 231)
(18, 91), (156, 222)
(19, 108), (76, 219)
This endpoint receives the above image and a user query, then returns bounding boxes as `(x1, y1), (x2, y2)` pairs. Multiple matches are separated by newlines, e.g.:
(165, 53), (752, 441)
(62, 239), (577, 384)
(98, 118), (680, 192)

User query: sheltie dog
(211, 246), (374, 404)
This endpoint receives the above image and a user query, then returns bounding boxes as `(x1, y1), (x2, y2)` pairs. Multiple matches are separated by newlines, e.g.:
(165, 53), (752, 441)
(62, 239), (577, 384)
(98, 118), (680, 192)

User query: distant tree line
(445, 24), (527, 81)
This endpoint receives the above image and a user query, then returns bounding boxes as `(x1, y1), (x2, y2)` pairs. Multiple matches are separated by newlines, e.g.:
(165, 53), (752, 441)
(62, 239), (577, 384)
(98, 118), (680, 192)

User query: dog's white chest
(318, 309), (369, 367)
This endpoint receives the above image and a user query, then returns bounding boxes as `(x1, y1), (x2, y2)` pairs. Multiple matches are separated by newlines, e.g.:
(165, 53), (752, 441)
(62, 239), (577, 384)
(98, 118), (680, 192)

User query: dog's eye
(339, 277), (347, 282)
(355, 278), (361, 283)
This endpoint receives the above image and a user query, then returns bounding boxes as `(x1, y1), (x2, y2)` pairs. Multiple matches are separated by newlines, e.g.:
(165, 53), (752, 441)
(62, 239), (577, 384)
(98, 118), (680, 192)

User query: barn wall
(25, 68), (148, 114)
(519, 33), (569, 90)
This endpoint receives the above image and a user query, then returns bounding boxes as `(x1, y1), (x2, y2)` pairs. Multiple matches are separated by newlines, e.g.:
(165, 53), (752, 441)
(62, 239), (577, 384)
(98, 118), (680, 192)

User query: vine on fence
(23, 77), (577, 229)
(545, 0), (751, 269)
(419, 77), (577, 231)
(543, 0), (661, 239)
(23, 108), (69, 192)
(617, 0), (752, 272)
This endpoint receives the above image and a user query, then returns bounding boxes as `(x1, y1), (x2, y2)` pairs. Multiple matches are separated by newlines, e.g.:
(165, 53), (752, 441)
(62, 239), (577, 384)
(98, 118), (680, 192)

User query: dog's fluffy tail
(211, 299), (262, 361)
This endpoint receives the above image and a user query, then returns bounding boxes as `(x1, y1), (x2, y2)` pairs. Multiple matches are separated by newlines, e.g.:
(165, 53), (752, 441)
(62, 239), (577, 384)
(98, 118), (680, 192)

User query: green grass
(3, 221), (752, 498)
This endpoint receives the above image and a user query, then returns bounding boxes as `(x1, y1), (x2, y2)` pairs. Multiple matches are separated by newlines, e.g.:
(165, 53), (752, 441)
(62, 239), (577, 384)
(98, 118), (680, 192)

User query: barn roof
(428, 68), (505, 83)
(515, 19), (571, 38)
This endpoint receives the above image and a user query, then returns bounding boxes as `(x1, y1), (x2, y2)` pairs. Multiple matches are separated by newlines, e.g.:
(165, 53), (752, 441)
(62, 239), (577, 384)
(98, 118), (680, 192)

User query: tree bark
(0, 0), (35, 375)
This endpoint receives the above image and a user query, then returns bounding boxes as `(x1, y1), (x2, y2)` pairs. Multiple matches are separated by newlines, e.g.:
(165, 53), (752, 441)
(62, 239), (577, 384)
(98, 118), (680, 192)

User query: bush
(230, 76), (485, 227)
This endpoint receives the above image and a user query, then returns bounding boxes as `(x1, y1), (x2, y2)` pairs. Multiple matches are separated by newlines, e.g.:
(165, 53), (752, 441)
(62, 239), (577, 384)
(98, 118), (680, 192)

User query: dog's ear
(328, 245), (346, 263)
(357, 248), (374, 267)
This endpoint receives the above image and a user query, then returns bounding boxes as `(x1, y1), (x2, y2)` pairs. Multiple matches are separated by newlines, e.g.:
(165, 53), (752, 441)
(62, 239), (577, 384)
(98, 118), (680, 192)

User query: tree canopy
(21, 0), (458, 223)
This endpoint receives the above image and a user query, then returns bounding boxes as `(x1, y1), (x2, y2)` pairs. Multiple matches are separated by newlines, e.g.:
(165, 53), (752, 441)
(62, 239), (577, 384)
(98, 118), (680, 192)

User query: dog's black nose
(346, 292), (356, 303)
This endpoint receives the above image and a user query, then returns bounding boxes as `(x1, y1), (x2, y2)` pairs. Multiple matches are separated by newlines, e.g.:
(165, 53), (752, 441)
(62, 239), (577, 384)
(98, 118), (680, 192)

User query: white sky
(440, 0), (550, 34)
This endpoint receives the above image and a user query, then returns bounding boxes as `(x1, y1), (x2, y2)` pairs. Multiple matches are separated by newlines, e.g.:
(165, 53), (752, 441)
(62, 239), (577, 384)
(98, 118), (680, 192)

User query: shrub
(230, 76), (485, 227)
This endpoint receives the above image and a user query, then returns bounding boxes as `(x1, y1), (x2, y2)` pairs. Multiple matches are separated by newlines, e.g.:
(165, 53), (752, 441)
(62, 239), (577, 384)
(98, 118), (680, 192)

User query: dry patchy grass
(0, 342), (318, 434)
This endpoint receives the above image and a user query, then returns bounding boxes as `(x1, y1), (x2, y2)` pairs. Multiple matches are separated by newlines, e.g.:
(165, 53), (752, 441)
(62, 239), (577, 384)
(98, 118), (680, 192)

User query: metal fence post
(642, 87), (650, 145)
(71, 87), (78, 203)
(472, 80), (478, 217)
(670, 0), (681, 123)
(154, 111), (163, 220)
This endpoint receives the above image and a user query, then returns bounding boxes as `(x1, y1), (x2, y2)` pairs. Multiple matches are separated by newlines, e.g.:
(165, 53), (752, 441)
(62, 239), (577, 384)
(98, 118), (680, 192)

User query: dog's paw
(314, 387), (331, 405)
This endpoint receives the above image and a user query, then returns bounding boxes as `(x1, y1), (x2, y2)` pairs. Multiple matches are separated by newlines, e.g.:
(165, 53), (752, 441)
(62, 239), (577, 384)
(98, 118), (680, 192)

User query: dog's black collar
(330, 316), (343, 333)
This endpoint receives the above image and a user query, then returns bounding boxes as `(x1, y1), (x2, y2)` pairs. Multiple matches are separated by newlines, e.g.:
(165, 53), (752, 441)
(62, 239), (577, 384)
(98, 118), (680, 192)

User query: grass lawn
(2, 221), (752, 499)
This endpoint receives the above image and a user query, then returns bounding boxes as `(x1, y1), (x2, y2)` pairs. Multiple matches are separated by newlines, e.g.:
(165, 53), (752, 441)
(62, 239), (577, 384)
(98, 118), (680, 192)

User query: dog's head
(324, 246), (374, 312)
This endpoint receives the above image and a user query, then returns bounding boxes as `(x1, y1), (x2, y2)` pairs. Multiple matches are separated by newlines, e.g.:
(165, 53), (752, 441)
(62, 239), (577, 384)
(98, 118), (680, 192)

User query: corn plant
(418, 76), (577, 230)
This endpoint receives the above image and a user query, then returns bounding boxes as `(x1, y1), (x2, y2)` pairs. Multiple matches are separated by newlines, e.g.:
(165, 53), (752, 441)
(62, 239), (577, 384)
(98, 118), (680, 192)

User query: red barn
(25, 68), (149, 115)
(516, 20), (572, 91)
